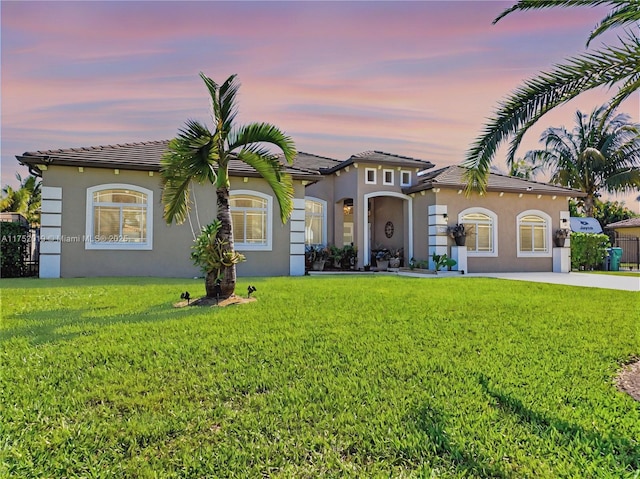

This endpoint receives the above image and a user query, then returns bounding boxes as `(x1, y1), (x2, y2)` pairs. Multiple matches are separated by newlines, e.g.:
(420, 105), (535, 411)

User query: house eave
(403, 182), (586, 197)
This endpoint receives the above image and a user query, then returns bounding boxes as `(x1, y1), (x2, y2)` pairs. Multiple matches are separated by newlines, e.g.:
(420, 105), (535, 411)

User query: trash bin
(609, 247), (623, 271)
(602, 251), (611, 271)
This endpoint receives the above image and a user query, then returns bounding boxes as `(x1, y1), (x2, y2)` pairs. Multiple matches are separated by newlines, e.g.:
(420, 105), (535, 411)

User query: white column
(553, 247), (570, 273)
(428, 205), (448, 270)
(40, 186), (62, 278)
(289, 198), (306, 276)
(451, 246), (467, 273)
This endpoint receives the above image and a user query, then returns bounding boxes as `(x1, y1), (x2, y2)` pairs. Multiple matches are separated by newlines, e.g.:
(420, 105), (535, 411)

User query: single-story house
(18, 141), (584, 278)
(606, 217), (640, 238)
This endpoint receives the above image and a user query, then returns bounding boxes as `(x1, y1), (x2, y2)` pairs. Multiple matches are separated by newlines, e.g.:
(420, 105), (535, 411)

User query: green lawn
(1, 276), (639, 478)
(583, 270), (640, 277)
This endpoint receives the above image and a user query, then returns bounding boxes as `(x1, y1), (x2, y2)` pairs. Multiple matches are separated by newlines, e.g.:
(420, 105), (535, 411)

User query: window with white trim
(230, 191), (272, 250)
(459, 208), (497, 256)
(517, 211), (551, 256)
(383, 169), (394, 185)
(304, 198), (326, 245)
(86, 184), (153, 250)
(365, 168), (377, 184)
(400, 170), (411, 187)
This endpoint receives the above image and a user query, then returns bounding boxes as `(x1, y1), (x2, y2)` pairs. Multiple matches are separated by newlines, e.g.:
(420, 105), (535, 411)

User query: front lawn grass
(1, 276), (639, 478)
(582, 271), (640, 277)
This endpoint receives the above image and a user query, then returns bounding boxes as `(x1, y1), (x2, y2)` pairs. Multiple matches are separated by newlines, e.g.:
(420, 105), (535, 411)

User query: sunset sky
(2, 1), (638, 206)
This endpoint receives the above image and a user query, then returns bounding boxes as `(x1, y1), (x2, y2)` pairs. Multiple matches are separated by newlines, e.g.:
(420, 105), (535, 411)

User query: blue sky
(1, 1), (638, 206)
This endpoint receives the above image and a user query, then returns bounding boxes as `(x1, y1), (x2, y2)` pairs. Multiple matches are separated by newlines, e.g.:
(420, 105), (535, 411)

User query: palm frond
(493, 0), (638, 44)
(605, 69), (640, 116)
(161, 176), (192, 225)
(228, 122), (297, 164)
(219, 75), (240, 133)
(199, 72), (220, 122)
(603, 167), (640, 192)
(236, 149), (294, 223)
(589, 3), (640, 44)
(494, 1), (618, 22)
(161, 120), (217, 185)
(463, 32), (640, 188)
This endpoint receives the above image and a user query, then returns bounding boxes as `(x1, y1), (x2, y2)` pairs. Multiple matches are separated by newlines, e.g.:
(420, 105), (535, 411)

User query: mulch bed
(616, 359), (640, 402)
(173, 294), (257, 308)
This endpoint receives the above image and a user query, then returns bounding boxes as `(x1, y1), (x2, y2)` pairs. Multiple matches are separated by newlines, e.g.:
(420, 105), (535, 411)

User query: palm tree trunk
(212, 185), (236, 299)
(583, 194), (595, 217)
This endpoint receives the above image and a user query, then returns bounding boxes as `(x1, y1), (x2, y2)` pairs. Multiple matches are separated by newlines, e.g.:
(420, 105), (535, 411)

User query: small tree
(161, 73), (296, 299)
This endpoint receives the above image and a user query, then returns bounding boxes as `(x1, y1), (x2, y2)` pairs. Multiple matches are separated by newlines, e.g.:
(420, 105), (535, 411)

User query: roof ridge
(351, 150), (431, 163)
(276, 151), (342, 163)
(33, 139), (168, 155)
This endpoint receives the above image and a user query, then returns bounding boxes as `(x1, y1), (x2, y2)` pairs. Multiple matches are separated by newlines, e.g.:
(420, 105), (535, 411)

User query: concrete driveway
(465, 272), (640, 292)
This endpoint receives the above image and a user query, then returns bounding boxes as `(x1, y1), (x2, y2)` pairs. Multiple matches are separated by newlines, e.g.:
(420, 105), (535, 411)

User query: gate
(613, 234), (640, 270)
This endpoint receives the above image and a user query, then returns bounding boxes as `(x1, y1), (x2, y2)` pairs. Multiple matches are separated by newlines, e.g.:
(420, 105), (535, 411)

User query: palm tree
(523, 105), (640, 217)
(464, 0), (640, 192)
(0, 173), (41, 225)
(161, 73), (296, 299)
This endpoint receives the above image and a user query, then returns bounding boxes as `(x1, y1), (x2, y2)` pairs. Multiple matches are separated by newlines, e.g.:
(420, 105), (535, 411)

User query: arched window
(86, 184), (153, 250)
(304, 197), (326, 245)
(459, 208), (497, 256)
(517, 210), (551, 257)
(230, 191), (272, 250)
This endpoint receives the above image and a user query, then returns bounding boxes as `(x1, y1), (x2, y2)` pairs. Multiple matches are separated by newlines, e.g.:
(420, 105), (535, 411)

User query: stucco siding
(437, 189), (570, 273)
(44, 165), (295, 278)
(613, 227), (640, 238)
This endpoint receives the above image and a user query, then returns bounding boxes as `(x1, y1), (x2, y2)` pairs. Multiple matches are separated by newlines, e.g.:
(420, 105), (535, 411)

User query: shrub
(191, 220), (245, 281)
(1, 222), (29, 278)
(570, 232), (610, 270)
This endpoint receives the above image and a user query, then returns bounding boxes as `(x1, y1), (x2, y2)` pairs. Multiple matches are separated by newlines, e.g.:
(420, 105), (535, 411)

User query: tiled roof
(280, 151), (343, 173)
(404, 165), (585, 197)
(607, 217), (640, 228)
(17, 140), (322, 180)
(321, 150), (435, 174)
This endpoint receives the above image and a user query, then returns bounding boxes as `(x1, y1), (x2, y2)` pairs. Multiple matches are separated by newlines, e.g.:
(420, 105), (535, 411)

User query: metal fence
(613, 234), (640, 270)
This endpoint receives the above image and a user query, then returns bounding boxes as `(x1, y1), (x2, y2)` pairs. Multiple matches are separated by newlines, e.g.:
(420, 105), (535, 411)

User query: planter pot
(389, 258), (401, 269)
(554, 237), (566, 247)
(454, 236), (466, 246)
(312, 260), (326, 271)
(376, 259), (389, 271)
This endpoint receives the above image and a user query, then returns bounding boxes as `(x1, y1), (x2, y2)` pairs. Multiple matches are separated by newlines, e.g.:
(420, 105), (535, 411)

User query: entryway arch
(362, 191), (413, 268)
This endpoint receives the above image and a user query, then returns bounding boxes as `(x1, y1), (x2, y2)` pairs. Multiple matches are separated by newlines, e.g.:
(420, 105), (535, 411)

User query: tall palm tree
(464, 0), (640, 192)
(523, 105), (640, 216)
(0, 173), (41, 225)
(161, 73), (296, 299)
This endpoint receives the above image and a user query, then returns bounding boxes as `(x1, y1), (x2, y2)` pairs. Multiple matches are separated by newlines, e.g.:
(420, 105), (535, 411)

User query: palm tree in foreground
(464, 0), (640, 192)
(161, 73), (296, 299)
(523, 105), (640, 217)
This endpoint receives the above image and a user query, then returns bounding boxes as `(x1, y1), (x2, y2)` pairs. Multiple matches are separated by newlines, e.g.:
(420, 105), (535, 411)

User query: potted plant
(341, 244), (358, 270)
(554, 228), (570, 247)
(432, 252), (457, 272)
(447, 223), (472, 246)
(389, 247), (403, 269)
(375, 249), (391, 271)
(328, 245), (343, 269)
(305, 245), (329, 271)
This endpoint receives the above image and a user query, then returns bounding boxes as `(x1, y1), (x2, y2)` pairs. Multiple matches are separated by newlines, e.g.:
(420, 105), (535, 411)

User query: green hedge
(570, 232), (610, 271)
(1, 222), (30, 278)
